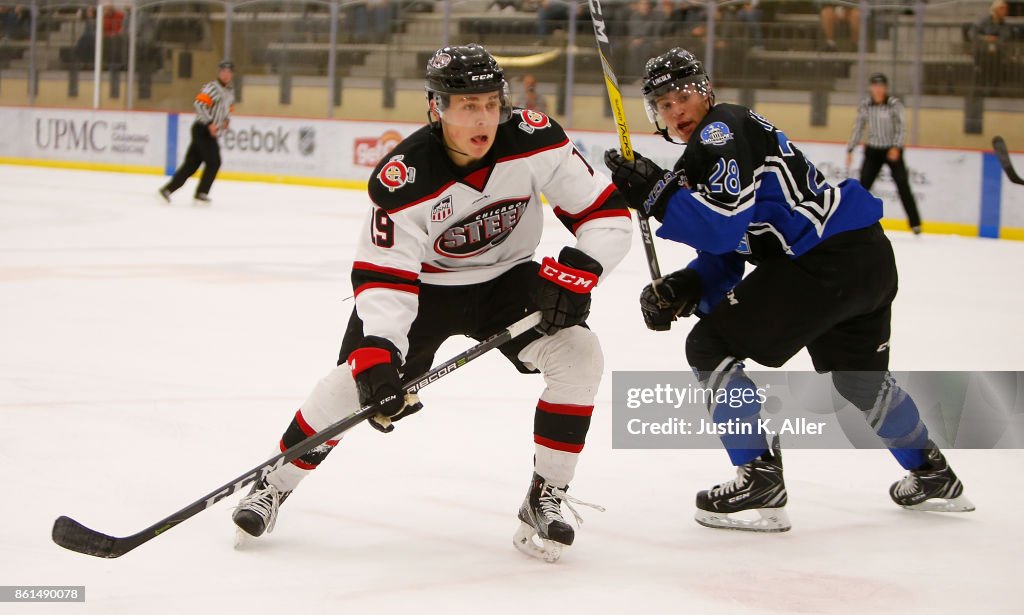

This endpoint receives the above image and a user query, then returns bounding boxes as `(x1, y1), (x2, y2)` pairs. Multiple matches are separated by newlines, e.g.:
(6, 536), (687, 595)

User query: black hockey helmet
(641, 48), (714, 131)
(425, 44), (512, 123)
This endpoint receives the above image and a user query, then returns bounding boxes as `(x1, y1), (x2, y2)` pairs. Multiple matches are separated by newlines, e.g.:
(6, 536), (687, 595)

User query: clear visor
(644, 78), (712, 124)
(433, 83), (512, 126)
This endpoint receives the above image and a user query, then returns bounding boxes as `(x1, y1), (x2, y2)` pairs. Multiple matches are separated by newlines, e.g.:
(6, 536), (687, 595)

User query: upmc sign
(10, 109), (165, 166)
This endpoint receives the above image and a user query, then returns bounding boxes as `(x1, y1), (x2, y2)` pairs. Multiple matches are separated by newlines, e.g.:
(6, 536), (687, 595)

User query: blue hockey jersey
(656, 103), (884, 314)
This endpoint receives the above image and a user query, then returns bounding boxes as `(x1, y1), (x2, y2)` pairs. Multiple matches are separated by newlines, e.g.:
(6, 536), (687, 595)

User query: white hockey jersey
(351, 109), (633, 358)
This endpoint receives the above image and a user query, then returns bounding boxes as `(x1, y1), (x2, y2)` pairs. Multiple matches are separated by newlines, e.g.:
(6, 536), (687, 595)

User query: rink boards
(0, 105), (1020, 239)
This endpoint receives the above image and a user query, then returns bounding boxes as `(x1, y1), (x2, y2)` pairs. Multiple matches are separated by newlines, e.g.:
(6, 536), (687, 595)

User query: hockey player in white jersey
(233, 44), (633, 562)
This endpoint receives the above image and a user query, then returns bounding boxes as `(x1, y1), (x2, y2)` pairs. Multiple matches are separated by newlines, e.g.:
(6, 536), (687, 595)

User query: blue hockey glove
(639, 269), (702, 331)
(604, 149), (687, 222)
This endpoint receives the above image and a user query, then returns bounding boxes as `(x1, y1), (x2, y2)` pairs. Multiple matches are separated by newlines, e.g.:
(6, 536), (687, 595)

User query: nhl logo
(298, 127), (315, 157)
(429, 52), (452, 69)
(431, 195), (453, 222)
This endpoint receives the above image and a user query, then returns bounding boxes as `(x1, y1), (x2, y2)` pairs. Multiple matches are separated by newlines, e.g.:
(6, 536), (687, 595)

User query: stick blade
(993, 136), (1024, 185)
(52, 516), (126, 558)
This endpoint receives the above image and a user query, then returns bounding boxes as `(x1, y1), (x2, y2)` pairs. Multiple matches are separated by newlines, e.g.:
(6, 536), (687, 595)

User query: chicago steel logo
(354, 130), (402, 167)
(377, 155), (416, 192)
(434, 197), (528, 258)
(298, 127), (315, 157)
(429, 52), (452, 69)
(431, 195), (453, 223)
(518, 110), (550, 134)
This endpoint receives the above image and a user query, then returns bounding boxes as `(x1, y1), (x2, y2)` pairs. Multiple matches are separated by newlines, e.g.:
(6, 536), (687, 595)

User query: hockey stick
(993, 136), (1024, 185)
(52, 311), (542, 559)
(586, 0), (662, 280)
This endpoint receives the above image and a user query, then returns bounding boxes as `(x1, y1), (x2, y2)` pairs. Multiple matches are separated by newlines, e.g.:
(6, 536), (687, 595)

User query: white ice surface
(1, 166), (1022, 614)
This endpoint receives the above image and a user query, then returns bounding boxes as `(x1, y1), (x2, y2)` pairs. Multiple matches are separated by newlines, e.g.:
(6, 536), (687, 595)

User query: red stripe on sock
(294, 409), (317, 437)
(534, 434), (585, 453)
(536, 399), (594, 416)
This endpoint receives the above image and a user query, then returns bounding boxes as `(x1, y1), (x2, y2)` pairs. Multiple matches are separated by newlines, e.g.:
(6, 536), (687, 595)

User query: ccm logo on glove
(539, 257), (599, 292)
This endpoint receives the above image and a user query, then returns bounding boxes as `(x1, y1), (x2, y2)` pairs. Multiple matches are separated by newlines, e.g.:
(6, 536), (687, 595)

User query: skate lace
(709, 465), (750, 498)
(894, 473), (919, 497)
(541, 487), (606, 526)
(235, 483), (282, 533)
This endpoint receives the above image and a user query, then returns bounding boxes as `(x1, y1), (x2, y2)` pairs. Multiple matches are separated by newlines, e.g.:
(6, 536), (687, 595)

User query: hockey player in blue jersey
(604, 48), (974, 532)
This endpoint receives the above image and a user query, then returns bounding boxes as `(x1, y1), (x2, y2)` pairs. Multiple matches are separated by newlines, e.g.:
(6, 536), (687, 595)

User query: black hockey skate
(890, 446), (975, 512)
(695, 437), (791, 532)
(513, 473), (604, 563)
(232, 478), (291, 542)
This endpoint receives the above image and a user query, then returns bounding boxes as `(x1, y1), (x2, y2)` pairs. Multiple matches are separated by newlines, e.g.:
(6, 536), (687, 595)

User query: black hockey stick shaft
(52, 311), (542, 559)
(993, 136), (1024, 185)
(586, 0), (662, 280)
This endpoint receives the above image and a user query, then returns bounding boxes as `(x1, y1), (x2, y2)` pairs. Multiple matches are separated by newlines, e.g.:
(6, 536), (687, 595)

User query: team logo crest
(378, 155), (416, 192)
(431, 195), (454, 223)
(435, 197), (529, 258)
(429, 52), (452, 69)
(518, 110), (550, 134)
(700, 121), (733, 146)
(298, 127), (315, 157)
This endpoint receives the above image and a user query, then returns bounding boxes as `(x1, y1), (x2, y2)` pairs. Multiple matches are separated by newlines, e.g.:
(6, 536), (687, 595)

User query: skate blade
(233, 527), (253, 549)
(900, 494), (976, 513)
(512, 521), (564, 563)
(695, 507), (792, 533)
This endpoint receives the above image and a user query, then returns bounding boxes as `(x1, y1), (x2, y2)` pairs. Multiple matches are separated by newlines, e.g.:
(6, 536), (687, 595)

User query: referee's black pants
(859, 146), (921, 229)
(165, 122), (221, 196)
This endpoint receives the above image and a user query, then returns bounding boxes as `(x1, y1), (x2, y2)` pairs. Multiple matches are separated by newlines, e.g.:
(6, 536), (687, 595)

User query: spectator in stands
(678, 1), (727, 58)
(652, 0), (684, 39)
(536, 0), (582, 37)
(489, 0), (521, 12)
(627, 0), (657, 75)
(973, 0), (1014, 93)
(350, 0), (394, 44)
(735, 1), (765, 49)
(819, 1), (859, 51)
(73, 7), (97, 64)
(515, 74), (549, 113)
(102, 4), (124, 38)
(1, 5), (30, 41)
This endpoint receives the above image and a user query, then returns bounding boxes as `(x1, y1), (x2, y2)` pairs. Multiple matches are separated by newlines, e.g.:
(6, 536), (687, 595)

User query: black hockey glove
(639, 269), (702, 331)
(348, 336), (420, 433)
(604, 149), (687, 222)
(531, 246), (604, 335)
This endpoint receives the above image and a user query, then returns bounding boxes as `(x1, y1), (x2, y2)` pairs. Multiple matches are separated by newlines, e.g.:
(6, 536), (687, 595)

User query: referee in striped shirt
(846, 72), (922, 234)
(159, 60), (235, 205)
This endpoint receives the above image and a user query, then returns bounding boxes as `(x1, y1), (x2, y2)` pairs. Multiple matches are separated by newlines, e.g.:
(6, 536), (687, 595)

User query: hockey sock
(874, 392), (930, 470)
(711, 372), (770, 466)
(262, 408), (341, 492)
(533, 399), (593, 487)
(833, 371), (930, 470)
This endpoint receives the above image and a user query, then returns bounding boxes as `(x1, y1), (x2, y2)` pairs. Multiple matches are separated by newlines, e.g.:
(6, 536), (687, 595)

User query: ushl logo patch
(378, 155), (416, 192)
(431, 195), (454, 222)
(435, 197), (529, 258)
(700, 121), (733, 146)
(518, 110), (550, 134)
